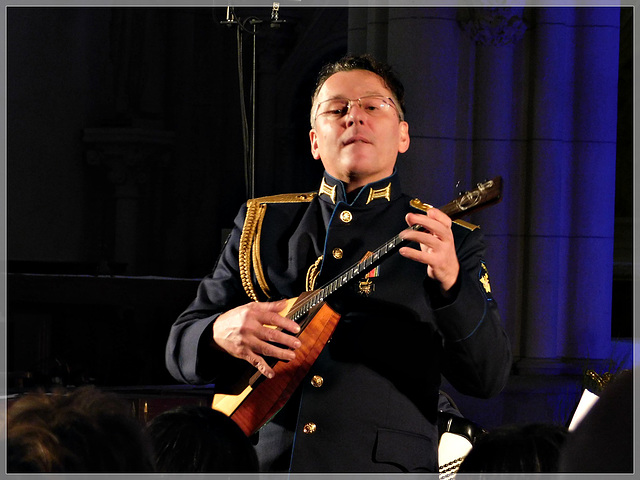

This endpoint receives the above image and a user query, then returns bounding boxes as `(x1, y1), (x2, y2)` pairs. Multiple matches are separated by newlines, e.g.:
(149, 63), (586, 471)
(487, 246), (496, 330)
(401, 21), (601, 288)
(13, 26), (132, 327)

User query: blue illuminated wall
(347, 7), (627, 375)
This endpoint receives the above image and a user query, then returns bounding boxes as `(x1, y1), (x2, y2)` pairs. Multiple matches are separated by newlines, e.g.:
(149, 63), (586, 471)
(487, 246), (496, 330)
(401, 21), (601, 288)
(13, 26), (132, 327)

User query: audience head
(6, 386), (154, 472)
(456, 422), (568, 474)
(145, 404), (258, 473)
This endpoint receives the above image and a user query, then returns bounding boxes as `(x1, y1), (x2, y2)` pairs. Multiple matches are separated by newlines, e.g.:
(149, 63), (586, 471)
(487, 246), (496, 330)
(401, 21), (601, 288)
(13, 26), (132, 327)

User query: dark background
(6, 6), (353, 388)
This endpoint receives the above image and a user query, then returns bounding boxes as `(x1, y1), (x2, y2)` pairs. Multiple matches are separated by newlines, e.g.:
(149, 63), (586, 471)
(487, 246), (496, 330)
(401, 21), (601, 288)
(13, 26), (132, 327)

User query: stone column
(386, 8), (467, 201)
(518, 8), (619, 373)
(460, 8), (528, 356)
(84, 128), (174, 274)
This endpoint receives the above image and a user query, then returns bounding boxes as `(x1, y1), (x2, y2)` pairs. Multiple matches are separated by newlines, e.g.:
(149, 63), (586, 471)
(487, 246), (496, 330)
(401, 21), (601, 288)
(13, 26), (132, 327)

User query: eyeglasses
(313, 95), (403, 124)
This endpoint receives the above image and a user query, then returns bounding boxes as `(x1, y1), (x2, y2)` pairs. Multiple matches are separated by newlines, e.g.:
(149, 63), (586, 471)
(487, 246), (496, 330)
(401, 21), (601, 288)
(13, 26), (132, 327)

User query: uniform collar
(318, 170), (402, 207)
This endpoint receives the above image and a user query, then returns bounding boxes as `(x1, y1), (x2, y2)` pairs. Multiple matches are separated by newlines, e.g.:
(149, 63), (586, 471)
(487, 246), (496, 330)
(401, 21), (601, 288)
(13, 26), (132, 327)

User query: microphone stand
(221, 5), (285, 200)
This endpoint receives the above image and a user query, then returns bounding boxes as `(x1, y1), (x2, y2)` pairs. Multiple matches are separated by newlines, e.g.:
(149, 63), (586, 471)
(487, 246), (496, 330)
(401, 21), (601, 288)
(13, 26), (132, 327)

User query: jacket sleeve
(165, 205), (254, 386)
(429, 226), (512, 398)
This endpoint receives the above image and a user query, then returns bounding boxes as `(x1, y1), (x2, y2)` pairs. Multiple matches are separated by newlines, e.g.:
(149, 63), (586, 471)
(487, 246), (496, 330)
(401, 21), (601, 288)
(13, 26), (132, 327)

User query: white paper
(568, 388), (600, 431)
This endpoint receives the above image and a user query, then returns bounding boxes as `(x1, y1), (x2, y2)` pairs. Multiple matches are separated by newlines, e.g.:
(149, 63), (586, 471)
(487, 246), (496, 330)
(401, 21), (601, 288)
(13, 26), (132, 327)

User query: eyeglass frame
(311, 94), (404, 126)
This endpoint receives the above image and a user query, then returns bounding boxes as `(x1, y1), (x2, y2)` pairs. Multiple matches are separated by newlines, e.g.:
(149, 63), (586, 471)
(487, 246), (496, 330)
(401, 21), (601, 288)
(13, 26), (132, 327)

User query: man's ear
(398, 121), (410, 154)
(309, 129), (321, 160)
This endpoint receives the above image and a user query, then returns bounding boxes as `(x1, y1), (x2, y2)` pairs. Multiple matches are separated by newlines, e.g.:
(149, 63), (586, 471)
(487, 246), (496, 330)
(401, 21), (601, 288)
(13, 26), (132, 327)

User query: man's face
(309, 70), (410, 192)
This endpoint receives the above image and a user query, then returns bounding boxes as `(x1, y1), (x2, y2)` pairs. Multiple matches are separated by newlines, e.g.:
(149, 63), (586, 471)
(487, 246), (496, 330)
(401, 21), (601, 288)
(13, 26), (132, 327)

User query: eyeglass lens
(316, 96), (395, 120)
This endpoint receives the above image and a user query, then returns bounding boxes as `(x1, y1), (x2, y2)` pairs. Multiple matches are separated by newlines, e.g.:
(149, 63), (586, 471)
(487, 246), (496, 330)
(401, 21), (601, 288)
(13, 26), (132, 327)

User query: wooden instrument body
(212, 293), (341, 436)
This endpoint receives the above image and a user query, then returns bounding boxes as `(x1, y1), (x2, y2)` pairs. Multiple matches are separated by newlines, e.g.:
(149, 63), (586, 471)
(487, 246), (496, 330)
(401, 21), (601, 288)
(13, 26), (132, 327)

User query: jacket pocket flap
(373, 427), (435, 472)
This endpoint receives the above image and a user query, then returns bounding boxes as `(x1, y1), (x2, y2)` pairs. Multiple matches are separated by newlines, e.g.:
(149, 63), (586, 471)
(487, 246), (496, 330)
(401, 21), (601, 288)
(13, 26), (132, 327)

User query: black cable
(235, 24), (250, 199)
(222, 7), (277, 199)
(250, 21), (257, 199)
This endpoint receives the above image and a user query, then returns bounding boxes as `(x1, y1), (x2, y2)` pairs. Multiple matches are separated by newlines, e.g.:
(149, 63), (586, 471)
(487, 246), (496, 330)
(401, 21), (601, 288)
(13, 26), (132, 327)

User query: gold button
(339, 211), (352, 223)
(332, 248), (343, 259)
(303, 422), (317, 434)
(311, 375), (324, 388)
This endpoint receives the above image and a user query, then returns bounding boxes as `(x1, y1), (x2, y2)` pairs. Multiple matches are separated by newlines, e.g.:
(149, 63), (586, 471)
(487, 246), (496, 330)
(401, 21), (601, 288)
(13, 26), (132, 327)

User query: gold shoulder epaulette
(409, 198), (479, 231)
(452, 219), (479, 231)
(239, 192), (316, 301)
(252, 192), (317, 204)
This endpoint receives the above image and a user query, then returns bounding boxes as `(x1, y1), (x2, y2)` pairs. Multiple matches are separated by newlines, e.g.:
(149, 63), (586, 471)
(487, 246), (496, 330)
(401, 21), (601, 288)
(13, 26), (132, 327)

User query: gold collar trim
(366, 182), (392, 204)
(319, 177), (337, 204)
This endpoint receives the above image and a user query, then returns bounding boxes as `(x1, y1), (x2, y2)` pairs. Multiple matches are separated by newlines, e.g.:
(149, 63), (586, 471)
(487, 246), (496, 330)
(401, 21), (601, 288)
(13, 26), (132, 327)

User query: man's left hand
(399, 209), (460, 293)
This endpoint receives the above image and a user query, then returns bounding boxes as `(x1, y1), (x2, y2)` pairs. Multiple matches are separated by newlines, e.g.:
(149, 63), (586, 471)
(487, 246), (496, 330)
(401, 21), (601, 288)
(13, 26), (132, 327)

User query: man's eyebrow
(320, 91), (387, 101)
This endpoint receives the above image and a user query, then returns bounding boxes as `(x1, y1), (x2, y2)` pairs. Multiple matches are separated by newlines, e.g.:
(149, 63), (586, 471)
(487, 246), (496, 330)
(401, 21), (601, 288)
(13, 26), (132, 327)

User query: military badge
(366, 182), (392, 204)
(358, 267), (379, 295)
(478, 261), (493, 300)
(319, 177), (337, 204)
(357, 251), (379, 295)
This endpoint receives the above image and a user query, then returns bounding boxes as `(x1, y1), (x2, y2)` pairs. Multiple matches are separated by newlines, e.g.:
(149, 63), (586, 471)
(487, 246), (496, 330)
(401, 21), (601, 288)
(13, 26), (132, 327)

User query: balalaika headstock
(439, 177), (503, 221)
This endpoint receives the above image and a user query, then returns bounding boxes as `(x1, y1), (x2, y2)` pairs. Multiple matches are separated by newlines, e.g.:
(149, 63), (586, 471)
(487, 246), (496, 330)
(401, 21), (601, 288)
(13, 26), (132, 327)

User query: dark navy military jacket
(166, 171), (511, 473)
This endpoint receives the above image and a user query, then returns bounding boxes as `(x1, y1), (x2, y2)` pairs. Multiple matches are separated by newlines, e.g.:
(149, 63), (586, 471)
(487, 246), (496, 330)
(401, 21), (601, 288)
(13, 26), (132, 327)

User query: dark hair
(310, 53), (406, 125)
(457, 423), (569, 474)
(6, 386), (154, 473)
(145, 405), (259, 473)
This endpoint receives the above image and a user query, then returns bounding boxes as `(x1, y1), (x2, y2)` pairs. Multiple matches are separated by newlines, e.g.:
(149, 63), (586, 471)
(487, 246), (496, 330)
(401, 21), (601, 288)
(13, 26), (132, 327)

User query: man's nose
(346, 101), (366, 125)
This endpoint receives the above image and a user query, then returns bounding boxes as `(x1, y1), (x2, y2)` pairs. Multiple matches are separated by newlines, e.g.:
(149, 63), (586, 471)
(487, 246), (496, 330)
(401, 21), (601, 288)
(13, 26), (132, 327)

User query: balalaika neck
(287, 176), (503, 327)
(288, 224), (423, 325)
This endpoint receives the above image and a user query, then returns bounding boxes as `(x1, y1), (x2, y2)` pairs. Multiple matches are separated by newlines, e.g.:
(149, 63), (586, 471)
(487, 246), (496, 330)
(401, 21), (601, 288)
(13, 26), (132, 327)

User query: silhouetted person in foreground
(145, 404), (259, 473)
(6, 386), (154, 473)
(559, 369), (633, 473)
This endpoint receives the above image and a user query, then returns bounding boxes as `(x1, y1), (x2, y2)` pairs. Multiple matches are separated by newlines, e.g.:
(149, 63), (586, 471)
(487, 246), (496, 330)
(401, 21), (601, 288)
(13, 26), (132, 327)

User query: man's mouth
(344, 136), (371, 146)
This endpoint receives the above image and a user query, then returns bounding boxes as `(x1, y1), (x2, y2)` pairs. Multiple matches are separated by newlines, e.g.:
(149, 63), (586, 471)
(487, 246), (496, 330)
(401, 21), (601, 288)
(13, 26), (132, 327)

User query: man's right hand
(212, 299), (302, 379)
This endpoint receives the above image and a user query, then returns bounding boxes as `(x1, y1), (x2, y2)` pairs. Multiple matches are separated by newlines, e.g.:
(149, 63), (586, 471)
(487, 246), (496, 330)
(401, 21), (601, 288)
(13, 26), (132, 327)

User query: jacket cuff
(431, 271), (490, 342)
(424, 274), (462, 310)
